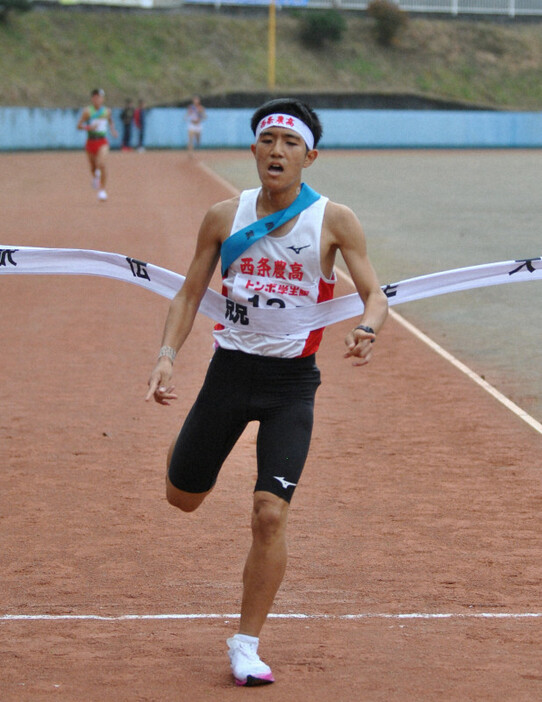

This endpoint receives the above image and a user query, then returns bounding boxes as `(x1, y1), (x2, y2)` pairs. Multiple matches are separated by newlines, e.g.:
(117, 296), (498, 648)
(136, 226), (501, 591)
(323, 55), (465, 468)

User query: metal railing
(306, 0), (542, 15)
(49, 0), (542, 15)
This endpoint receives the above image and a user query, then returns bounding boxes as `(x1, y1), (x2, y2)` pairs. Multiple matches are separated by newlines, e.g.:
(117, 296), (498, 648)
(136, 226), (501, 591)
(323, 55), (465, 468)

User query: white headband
(255, 113), (315, 150)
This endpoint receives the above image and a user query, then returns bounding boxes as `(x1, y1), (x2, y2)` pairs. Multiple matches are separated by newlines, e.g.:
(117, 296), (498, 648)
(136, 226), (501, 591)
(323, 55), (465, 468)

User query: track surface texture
(1, 150), (541, 701)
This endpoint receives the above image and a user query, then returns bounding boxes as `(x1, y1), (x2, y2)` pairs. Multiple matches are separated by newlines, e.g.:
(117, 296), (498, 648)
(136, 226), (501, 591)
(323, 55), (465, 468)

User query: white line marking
(1, 613), (541, 622)
(389, 309), (542, 436)
(334, 266), (542, 436)
(197, 160), (240, 197)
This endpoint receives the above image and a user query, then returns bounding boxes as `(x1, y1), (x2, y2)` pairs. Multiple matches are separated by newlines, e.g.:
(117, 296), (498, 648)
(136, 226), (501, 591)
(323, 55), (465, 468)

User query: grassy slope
(1, 8), (542, 108)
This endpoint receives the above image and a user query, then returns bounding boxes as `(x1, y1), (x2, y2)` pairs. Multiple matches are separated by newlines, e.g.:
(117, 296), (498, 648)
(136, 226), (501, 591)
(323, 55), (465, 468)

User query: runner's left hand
(343, 327), (375, 366)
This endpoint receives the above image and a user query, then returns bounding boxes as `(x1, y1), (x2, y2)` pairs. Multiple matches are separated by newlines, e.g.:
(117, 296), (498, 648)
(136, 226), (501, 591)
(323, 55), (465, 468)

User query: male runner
(146, 98), (388, 686)
(77, 89), (118, 202)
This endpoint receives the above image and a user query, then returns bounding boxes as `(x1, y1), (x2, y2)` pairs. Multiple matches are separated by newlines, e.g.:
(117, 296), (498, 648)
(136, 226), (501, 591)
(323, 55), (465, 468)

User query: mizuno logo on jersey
(287, 244), (311, 255)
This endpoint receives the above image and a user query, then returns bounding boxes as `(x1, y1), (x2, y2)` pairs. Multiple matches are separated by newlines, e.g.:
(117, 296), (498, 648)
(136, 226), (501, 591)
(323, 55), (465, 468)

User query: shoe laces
(233, 641), (260, 663)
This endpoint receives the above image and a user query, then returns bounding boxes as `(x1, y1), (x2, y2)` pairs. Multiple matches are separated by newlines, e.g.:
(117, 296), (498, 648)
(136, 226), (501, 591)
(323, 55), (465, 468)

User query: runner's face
(251, 128), (317, 191)
(91, 94), (104, 109)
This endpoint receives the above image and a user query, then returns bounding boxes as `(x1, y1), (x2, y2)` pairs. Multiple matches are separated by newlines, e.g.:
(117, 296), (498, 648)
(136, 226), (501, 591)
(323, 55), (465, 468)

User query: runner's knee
(251, 493), (288, 544)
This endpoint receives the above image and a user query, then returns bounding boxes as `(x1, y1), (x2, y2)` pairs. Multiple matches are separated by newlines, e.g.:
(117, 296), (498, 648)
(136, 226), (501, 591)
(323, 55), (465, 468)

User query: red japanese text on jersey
(240, 257), (304, 281)
(243, 279), (311, 297)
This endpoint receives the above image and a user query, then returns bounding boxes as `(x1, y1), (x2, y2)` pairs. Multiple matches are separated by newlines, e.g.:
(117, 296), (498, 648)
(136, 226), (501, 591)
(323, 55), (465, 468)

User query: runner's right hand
(145, 358), (178, 405)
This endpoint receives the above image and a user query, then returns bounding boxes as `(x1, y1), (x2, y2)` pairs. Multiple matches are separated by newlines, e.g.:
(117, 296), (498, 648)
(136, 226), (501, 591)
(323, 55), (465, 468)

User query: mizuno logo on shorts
(273, 476), (297, 489)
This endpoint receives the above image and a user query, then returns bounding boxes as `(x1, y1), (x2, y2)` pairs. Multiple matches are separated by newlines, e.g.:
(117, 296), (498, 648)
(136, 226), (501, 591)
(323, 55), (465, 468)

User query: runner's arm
(145, 204), (228, 404)
(327, 203), (388, 366)
(77, 108), (91, 131)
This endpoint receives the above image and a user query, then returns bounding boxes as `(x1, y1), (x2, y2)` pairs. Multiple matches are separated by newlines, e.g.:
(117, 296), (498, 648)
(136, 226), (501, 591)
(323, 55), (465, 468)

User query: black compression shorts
(168, 347), (321, 503)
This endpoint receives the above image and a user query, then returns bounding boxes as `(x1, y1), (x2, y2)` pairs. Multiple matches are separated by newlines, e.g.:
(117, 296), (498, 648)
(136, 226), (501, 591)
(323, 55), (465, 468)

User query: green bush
(298, 10), (347, 49)
(367, 0), (408, 47)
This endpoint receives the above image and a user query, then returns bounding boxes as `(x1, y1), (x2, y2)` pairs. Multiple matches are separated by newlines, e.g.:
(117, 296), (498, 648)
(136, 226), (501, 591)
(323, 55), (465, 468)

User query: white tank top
(213, 187), (335, 358)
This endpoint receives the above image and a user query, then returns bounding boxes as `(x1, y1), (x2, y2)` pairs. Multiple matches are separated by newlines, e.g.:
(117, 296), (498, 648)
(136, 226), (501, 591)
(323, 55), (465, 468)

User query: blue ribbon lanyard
(220, 183), (321, 276)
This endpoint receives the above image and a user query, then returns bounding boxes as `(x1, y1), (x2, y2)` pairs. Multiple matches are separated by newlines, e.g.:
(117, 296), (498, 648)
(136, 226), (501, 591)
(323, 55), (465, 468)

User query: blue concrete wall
(1, 107), (542, 150)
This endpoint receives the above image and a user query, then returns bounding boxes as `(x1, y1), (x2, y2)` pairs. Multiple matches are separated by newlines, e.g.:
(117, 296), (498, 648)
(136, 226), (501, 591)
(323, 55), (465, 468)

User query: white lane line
(2, 613), (541, 622)
(334, 267), (542, 437)
(389, 309), (542, 436)
(197, 160), (240, 196)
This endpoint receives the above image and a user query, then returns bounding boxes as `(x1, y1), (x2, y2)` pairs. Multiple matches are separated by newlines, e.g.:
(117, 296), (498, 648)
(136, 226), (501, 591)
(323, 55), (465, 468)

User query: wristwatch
(355, 324), (375, 342)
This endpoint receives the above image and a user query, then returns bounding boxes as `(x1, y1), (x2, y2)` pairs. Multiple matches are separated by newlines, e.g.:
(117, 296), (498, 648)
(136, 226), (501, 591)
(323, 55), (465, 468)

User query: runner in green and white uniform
(77, 89), (118, 202)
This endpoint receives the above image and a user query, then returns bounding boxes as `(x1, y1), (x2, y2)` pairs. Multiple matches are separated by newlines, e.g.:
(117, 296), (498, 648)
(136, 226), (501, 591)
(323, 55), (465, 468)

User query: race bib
(89, 118), (107, 133)
(233, 273), (316, 307)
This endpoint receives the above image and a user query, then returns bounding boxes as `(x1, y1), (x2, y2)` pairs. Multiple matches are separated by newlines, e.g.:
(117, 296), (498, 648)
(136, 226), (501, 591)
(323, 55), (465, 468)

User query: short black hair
(91, 88), (105, 97)
(251, 98), (323, 148)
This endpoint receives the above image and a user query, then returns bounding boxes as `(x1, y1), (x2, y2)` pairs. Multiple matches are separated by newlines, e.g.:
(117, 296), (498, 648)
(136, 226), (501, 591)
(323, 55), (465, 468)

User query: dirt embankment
(2, 8), (542, 108)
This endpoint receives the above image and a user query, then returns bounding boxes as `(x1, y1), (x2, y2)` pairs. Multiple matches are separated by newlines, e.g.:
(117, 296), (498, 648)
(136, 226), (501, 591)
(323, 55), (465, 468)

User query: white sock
(232, 633), (259, 645)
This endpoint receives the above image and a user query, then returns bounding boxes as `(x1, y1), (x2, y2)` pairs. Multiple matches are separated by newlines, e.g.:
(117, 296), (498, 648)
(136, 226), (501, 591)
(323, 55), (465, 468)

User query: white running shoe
(98, 189), (108, 202)
(227, 634), (274, 687)
(92, 169), (101, 190)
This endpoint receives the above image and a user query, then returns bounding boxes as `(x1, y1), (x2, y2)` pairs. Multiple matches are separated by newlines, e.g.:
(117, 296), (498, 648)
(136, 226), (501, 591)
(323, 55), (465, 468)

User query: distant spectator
(134, 99), (146, 152)
(186, 95), (206, 155)
(120, 99), (135, 151)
